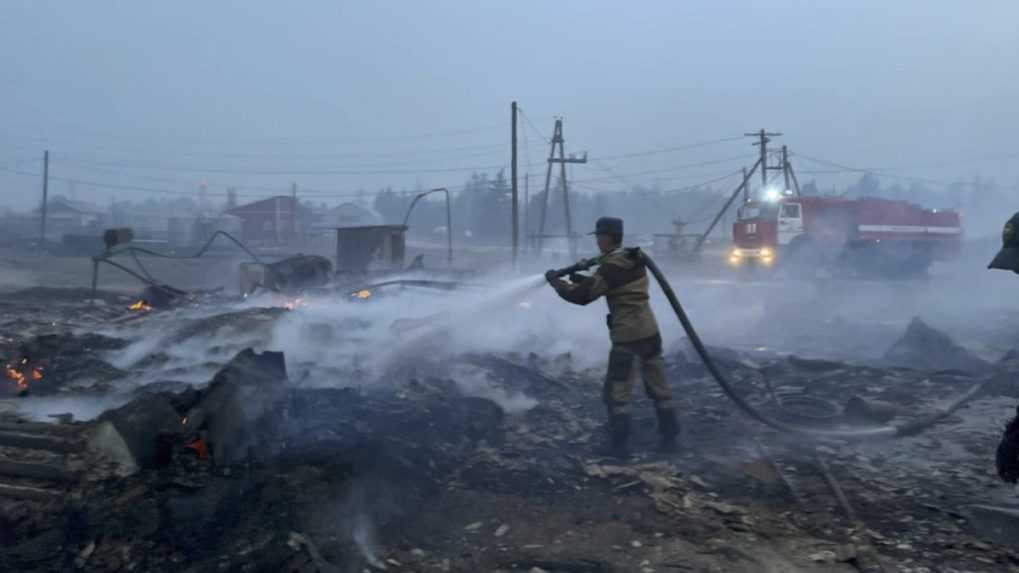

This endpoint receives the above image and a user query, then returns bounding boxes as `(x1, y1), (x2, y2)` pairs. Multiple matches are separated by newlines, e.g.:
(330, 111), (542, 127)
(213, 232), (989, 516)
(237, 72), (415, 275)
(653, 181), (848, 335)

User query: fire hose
(552, 248), (991, 440)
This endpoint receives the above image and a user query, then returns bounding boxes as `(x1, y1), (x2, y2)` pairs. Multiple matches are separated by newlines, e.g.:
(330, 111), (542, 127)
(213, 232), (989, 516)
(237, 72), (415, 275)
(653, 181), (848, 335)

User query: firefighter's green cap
(589, 217), (623, 237)
(989, 212), (1019, 274)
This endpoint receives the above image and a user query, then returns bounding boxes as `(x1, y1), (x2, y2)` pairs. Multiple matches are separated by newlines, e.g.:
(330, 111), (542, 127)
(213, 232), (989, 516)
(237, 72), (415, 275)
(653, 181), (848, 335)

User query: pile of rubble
(2, 287), (1019, 571)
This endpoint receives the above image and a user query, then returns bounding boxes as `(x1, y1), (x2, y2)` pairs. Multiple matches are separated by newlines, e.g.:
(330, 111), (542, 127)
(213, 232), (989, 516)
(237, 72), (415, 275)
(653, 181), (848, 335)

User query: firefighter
(989, 212), (1019, 482)
(545, 216), (680, 458)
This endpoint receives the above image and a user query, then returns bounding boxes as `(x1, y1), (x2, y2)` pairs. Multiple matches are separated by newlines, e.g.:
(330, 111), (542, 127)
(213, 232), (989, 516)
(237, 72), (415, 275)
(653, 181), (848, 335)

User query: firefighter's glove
(996, 405), (1019, 483)
(568, 272), (587, 284)
(544, 270), (559, 285)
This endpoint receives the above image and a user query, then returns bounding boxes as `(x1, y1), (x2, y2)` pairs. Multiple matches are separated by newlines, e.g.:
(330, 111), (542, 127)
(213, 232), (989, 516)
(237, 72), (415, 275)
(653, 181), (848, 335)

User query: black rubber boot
(600, 414), (630, 459)
(656, 409), (680, 453)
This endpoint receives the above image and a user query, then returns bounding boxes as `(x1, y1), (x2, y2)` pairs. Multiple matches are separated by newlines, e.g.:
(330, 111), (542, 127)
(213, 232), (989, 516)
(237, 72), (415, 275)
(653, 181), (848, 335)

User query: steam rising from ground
(14, 243), (1019, 422)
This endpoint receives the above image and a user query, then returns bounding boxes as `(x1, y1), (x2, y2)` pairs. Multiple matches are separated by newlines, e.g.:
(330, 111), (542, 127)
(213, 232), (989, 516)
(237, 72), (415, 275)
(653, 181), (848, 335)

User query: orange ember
(129, 300), (153, 312)
(5, 361), (41, 391)
(5, 364), (26, 389)
(352, 289), (372, 299)
(186, 438), (210, 460)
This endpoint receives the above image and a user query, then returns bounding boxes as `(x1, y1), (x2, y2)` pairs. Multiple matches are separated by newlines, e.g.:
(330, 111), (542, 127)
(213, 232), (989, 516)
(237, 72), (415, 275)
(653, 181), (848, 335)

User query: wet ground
(2, 250), (1019, 572)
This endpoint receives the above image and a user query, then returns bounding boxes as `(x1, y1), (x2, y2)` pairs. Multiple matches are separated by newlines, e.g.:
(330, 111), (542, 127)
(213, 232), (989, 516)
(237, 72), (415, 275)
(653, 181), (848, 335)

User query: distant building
(304, 202), (381, 251)
(32, 197), (103, 241)
(319, 202), (382, 228)
(226, 196), (300, 245)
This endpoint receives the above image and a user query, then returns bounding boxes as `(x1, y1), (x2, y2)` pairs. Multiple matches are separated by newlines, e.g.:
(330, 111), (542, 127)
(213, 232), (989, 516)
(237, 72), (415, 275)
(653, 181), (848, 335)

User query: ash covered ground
(3, 252), (1019, 572)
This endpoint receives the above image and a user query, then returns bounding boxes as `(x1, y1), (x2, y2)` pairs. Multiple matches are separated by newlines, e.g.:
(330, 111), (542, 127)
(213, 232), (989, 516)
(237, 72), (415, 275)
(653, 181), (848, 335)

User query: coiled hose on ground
(636, 249), (991, 440)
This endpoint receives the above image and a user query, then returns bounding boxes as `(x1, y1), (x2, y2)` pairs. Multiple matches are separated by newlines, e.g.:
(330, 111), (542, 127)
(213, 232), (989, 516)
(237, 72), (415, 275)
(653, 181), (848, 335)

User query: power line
(793, 153), (963, 186)
(567, 154), (749, 185)
(516, 107), (550, 144)
(39, 157), (510, 177)
(587, 158), (641, 190)
(571, 169), (742, 195)
(0, 165), (503, 200)
(592, 135), (745, 161)
(0, 167), (283, 198)
(0, 121), (508, 147)
(53, 143), (509, 174)
(10, 140), (509, 163)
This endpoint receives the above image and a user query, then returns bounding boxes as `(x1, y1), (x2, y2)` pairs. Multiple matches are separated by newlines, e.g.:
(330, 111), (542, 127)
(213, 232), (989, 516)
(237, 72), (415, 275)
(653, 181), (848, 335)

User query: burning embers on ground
(4, 356), (43, 394)
(128, 299), (153, 312)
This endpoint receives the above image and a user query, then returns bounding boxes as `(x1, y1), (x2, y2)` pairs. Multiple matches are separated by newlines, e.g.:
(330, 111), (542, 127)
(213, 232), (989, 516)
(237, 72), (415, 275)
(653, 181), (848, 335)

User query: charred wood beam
(0, 422), (79, 436)
(0, 460), (75, 483)
(0, 482), (63, 502)
(0, 430), (80, 454)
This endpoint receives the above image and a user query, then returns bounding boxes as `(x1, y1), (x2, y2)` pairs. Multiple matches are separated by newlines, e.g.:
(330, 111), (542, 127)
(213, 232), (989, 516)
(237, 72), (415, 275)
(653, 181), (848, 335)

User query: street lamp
(402, 187), (453, 266)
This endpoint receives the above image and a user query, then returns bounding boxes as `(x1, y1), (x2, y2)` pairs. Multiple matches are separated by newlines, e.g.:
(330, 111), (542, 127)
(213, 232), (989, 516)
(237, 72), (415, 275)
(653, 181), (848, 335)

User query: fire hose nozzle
(550, 248), (647, 278)
(550, 257), (600, 279)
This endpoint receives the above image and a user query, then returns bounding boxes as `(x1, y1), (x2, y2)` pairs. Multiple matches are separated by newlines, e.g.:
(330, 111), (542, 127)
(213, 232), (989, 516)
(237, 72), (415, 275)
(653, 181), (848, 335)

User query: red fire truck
(729, 194), (962, 277)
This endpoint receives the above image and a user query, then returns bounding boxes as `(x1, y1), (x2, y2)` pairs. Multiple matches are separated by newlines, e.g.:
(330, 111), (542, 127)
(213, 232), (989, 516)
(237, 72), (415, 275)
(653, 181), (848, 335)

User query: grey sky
(1, 1), (1017, 209)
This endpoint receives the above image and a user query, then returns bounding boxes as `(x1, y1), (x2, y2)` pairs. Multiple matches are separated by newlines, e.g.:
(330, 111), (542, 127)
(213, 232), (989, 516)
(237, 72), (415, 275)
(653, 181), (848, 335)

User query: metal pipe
(401, 187), (453, 266)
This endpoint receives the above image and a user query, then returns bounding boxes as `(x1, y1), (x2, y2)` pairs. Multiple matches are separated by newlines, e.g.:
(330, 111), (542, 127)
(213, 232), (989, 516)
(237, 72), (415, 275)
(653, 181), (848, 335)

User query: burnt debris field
(2, 251), (1019, 573)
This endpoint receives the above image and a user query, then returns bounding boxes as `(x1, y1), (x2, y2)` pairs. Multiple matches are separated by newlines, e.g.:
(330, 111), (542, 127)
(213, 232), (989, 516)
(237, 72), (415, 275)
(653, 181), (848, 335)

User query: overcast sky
(1, 1), (1017, 210)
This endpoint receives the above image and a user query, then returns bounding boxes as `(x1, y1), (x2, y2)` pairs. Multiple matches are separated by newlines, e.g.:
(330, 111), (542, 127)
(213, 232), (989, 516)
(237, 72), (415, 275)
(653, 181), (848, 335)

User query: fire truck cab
(730, 193), (961, 278)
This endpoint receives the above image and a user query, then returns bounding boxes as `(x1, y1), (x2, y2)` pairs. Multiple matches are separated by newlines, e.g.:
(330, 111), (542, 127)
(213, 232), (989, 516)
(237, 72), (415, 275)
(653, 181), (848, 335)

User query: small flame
(5, 360), (40, 391)
(352, 290), (372, 299)
(186, 438), (210, 460)
(5, 364), (26, 389)
(129, 300), (153, 312)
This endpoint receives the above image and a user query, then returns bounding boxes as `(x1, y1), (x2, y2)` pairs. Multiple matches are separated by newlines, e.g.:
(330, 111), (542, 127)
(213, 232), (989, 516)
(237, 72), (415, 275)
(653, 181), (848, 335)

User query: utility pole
(781, 146), (791, 192)
(744, 129), (782, 189)
(291, 182), (298, 245)
(511, 101), (519, 264)
(39, 150), (49, 244)
(537, 121), (557, 254)
(695, 158), (762, 253)
(523, 173), (530, 253)
(537, 118), (587, 258)
(742, 167), (749, 203)
(782, 147), (803, 196)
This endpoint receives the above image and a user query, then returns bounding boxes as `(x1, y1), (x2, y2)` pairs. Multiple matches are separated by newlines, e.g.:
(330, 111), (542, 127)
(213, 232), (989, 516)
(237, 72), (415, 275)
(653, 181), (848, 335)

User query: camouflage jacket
(551, 248), (660, 344)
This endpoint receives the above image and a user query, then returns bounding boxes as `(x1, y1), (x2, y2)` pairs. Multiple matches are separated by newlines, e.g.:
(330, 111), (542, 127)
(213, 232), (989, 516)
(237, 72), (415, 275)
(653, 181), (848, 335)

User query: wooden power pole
(39, 150), (49, 244)
(782, 147), (803, 196)
(511, 101), (519, 264)
(744, 129), (782, 189)
(523, 173), (530, 253)
(537, 118), (587, 258)
(781, 146), (791, 191)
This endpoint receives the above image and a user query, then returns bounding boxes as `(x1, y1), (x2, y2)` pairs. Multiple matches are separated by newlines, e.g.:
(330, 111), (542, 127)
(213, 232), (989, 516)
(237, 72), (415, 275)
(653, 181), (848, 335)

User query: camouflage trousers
(603, 333), (675, 416)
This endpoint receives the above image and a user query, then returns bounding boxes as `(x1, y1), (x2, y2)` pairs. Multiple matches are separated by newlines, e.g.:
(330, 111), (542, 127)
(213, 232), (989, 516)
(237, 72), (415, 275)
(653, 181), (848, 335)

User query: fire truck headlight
(763, 187), (781, 202)
(728, 248), (742, 266)
(760, 247), (772, 257)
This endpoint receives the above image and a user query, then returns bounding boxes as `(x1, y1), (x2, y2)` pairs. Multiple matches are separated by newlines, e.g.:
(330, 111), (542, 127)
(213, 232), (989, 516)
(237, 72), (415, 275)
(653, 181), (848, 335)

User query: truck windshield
(738, 203), (778, 220)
